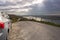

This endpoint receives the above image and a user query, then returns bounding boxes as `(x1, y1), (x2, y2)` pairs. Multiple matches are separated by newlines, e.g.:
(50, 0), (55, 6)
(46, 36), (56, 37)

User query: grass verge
(9, 15), (60, 27)
(20, 18), (60, 27)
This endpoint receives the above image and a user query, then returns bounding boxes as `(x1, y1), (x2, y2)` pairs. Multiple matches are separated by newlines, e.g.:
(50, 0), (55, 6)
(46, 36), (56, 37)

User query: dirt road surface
(8, 21), (60, 40)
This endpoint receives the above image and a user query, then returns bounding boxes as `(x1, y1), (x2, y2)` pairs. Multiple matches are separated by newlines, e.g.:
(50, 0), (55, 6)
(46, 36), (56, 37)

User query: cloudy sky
(0, 0), (60, 15)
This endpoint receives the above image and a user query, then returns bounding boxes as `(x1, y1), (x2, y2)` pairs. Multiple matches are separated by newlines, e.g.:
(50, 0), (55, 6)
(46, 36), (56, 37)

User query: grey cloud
(0, 0), (60, 15)
(0, 0), (34, 10)
(25, 0), (60, 15)
(43, 0), (60, 12)
(0, 1), (16, 6)
(22, 4), (45, 15)
(16, 0), (34, 5)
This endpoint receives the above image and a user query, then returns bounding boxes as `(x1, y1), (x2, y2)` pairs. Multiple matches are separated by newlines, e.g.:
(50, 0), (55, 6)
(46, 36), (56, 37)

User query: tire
(6, 37), (8, 40)
(8, 29), (9, 33)
(6, 29), (9, 40)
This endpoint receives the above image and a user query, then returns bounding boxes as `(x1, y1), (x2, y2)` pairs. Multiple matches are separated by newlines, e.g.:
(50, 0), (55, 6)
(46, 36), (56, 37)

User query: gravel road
(8, 21), (60, 40)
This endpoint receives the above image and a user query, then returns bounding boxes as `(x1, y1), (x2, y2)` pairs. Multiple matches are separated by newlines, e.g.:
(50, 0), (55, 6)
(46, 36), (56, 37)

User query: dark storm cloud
(43, 0), (60, 12)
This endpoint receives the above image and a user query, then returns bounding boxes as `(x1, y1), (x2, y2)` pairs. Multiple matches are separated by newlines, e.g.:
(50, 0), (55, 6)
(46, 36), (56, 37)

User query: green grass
(39, 21), (60, 27)
(20, 18), (60, 27)
(9, 15), (60, 27)
(9, 15), (23, 23)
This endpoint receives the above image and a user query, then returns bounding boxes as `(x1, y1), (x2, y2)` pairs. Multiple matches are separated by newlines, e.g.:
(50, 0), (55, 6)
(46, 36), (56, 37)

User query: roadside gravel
(8, 23), (24, 40)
